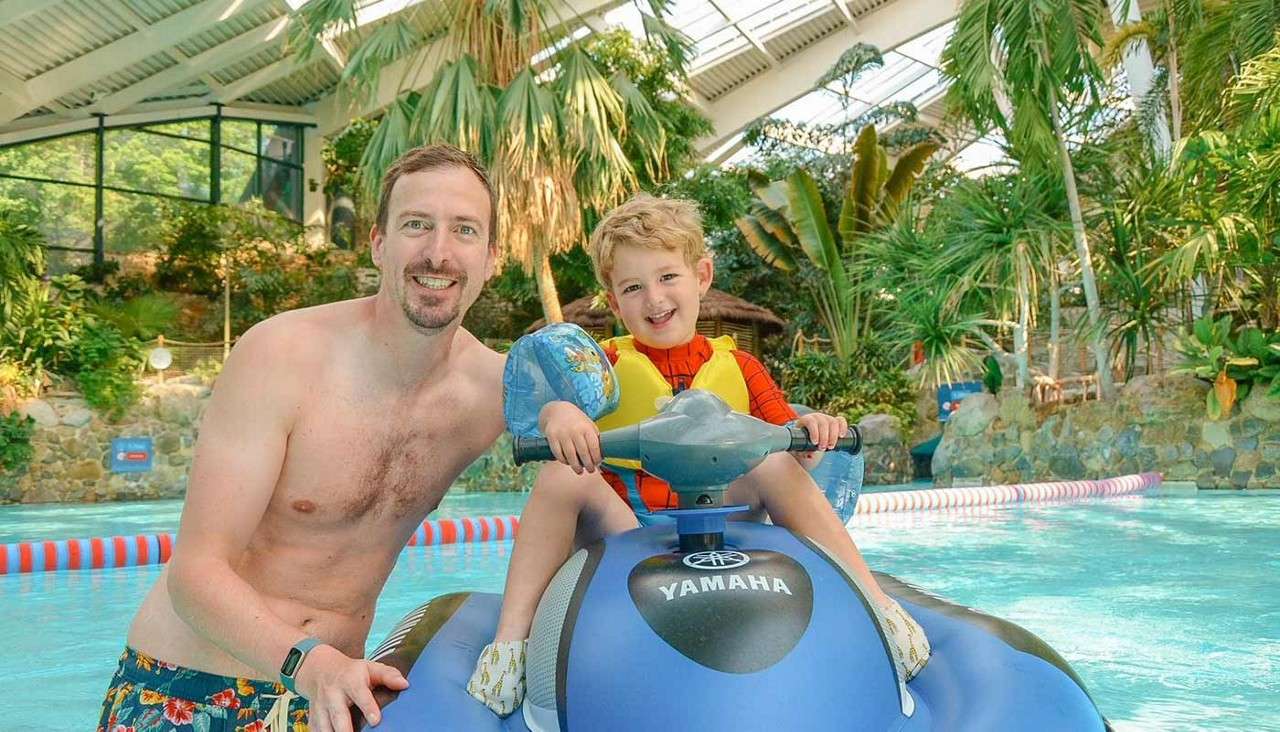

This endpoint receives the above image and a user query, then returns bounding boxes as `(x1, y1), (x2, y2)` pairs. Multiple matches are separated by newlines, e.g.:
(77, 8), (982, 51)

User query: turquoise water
(0, 491), (527, 543)
(2, 487), (1278, 731)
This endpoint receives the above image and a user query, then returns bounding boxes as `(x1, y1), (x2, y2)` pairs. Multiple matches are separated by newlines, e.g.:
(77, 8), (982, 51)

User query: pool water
(2, 487), (1278, 731)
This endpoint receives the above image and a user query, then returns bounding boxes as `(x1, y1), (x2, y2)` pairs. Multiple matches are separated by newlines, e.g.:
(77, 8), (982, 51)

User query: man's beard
(400, 265), (469, 331)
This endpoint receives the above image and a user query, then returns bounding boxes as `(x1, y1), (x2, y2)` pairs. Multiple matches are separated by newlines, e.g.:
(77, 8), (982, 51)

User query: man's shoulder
(232, 299), (369, 370)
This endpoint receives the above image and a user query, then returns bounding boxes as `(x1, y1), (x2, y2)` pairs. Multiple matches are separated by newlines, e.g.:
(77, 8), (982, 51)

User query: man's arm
(165, 319), (405, 732)
(165, 319), (307, 679)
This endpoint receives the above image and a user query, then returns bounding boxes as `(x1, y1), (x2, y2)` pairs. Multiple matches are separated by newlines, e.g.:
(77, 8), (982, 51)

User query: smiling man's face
(372, 165), (495, 332)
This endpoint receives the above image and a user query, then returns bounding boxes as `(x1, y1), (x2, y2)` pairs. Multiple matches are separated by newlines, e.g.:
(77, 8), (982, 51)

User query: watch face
(281, 648), (303, 677)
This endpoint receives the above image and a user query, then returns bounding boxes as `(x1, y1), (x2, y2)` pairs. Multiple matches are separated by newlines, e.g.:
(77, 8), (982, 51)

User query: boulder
(1242, 388), (1280, 421)
(857, 414), (902, 445)
(18, 399), (58, 427)
(947, 393), (999, 437)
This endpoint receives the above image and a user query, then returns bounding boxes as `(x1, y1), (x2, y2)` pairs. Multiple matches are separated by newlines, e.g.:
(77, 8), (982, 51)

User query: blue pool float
(356, 387), (1109, 732)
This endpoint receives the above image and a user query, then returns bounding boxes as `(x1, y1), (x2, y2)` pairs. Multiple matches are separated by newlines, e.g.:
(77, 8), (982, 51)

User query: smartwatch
(280, 637), (324, 693)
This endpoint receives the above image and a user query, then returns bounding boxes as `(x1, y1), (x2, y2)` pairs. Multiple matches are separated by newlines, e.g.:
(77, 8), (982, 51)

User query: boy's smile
(606, 246), (713, 349)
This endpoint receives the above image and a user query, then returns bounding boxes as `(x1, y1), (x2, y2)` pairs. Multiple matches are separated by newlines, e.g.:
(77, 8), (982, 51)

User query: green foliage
(0, 411), (35, 476)
(1173, 315), (1280, 419)
(778, 346), (916, 431)
(983, 355), (1003, 396)
(0, 204), (47, 319)
(737, 125), (938, 358)
(93, 293), (181, 340)
(66, 321), (142, 420)
(0, 275), (144, 418)
(189, 357), (224, 387)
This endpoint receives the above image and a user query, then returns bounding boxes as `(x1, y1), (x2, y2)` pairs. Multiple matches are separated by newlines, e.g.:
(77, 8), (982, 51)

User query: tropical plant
(942, 0), (1117, 397)
(0, 411), (35, 477)
(66, 321), (142, 420)
(736, 125), (938, 358)
(929, 173), (1065, 388)
(1172, 315), (1280, 418)
(777, 347), (917, 431)
(983, 355), (1004, 396)
(0, 203), (46, 320)
(295, 0), (695, 323)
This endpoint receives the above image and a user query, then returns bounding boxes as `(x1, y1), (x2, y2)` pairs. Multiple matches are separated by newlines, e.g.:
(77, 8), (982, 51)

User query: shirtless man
(97, 145), (506, 732)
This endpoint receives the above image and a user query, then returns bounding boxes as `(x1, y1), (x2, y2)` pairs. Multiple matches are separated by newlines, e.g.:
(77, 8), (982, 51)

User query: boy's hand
(794, 411), (849, 451)
(538, 401), (602, 474)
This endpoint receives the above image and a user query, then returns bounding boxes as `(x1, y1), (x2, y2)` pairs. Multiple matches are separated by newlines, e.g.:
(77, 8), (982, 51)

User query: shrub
(779, 345), (916, 431)
(0, 411), (35, 477)
(66, 321), (143, 420)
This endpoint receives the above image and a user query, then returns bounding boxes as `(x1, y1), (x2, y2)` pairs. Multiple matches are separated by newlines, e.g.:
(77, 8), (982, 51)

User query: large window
(0, 114), (307, 268)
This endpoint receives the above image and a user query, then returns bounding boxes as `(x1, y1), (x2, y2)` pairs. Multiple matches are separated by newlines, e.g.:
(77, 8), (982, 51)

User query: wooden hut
(529, 288), (785, 357)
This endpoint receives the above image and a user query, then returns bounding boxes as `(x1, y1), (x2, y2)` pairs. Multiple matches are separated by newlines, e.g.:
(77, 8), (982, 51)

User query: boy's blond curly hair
(587, 193), (707, 288)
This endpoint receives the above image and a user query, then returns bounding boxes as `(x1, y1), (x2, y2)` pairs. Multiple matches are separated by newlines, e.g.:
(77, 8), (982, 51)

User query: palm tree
(295, 0), (690, 322)
(735, 125), (938, 359)
(942, 0), (1117, 397)
(930, 174), (1065, 390)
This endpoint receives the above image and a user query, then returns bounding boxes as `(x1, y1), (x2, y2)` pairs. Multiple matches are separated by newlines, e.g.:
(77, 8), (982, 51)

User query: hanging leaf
(1213, 369), (1238, 419)
(736, 216), (797, 272)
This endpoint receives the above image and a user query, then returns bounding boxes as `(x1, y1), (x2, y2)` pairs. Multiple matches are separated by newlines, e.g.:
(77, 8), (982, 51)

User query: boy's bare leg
(493, 461), (637, 641)
(726, 452), (890, 603)
(727, 452), (930, 680)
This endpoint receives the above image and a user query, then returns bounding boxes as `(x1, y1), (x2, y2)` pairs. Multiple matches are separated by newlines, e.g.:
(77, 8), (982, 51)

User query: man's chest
(276, 389), (494, 524)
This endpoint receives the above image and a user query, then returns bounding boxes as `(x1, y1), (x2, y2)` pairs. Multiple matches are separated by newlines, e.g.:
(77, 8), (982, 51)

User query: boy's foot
(466, 639), (528, 717)
(879, 597), (931, 681)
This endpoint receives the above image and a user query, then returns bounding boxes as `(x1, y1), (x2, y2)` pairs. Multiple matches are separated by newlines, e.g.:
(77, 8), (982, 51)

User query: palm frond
(736, 215), (798, 272)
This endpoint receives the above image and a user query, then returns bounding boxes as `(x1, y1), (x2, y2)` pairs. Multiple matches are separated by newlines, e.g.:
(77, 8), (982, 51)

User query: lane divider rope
(1, 472), (1163, 576)
(1, 514), (521, 576)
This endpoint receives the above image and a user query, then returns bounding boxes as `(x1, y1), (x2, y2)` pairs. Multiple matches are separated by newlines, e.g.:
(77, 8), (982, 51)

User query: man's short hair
(587, 193), (707, 288)
(374, 144), (497, 246)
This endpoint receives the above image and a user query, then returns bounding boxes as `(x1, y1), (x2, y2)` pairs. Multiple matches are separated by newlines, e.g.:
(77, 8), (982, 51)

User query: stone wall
(3, 378), (916, 502)
(857, 413), (914, 485)
(932, 373), (1280, 489)
(4, 381), (210, 503)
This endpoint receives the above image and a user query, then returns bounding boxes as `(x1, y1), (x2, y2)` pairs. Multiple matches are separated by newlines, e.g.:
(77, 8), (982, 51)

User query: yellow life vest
(595, 334), (750, 471)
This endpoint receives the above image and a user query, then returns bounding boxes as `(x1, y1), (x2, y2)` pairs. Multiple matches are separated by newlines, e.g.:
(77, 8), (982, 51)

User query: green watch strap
(280, 636), (324, 694)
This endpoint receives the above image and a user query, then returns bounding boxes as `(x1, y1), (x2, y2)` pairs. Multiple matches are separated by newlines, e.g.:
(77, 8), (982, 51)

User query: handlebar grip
(788, 425), (862, 455)
(512, 436), (556, 465)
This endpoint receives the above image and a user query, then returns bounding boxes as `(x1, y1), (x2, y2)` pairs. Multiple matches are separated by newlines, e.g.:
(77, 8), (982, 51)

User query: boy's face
(606, 245), (713, 349)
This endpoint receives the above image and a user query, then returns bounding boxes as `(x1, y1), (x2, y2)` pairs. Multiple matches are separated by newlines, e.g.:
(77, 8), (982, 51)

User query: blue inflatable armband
(809, 449), (864, 522)
(791, 405), (864, 522)
(503, 323), (620, 438)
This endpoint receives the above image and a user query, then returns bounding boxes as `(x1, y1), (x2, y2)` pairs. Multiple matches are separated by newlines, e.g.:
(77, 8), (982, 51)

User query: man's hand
(794, 411), (849, 451)
(538, 401), (602, 474)
(296, 645), (409, 732)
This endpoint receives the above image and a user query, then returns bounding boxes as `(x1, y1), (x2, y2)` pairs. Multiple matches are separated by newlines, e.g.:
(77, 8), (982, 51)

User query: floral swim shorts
(97, 647), (310, 732)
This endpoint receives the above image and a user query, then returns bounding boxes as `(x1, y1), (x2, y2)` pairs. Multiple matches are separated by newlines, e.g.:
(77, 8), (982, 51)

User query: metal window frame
(0, 111), (308, 262)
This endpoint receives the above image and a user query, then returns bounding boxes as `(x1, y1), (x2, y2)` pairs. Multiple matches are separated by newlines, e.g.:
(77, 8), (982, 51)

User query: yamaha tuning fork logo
(682, 550), (750, 570)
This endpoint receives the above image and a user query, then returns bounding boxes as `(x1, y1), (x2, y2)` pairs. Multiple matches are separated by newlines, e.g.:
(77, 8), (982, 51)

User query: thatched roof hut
(528, 288), (785, 356)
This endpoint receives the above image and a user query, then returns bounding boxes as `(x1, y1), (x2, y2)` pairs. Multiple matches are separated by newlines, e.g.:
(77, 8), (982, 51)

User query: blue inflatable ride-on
(356, 386), (1111, 731)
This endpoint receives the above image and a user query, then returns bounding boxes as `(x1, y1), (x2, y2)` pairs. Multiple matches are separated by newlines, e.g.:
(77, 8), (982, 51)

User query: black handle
(787, 424), (862, 455)
(512, 436), (556, 465)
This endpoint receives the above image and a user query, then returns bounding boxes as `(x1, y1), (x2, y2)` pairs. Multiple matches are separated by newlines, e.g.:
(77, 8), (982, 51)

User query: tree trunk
(534, 247), (564, 323)
(1049, 265), (1062, 380)
(1167, 2), (1183, 141)
(1015, 255), (1031, 389)
(1051, 102), (1116, 398)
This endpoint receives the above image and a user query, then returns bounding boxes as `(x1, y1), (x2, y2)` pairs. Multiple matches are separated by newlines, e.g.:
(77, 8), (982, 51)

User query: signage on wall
(937, 382), (985, 423)
(110, 437), (154, 473)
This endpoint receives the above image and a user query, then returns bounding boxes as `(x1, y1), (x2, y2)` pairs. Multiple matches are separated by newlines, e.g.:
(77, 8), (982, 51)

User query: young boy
(468, 194), (929, 716)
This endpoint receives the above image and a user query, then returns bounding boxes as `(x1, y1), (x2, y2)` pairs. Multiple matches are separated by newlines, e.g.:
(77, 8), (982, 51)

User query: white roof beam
(706, 0), (779, 67)
(0, 0), (50, 27)
(696, 0), (955, 153)
(0, 0), (271, 125)
(830, 0), (856, 26)
(93, 17), (292, 115)
(314, 0), (628, 136)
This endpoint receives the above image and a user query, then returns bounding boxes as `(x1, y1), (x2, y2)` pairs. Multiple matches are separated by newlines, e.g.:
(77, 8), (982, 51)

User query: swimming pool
(2, 487), (1277, 731)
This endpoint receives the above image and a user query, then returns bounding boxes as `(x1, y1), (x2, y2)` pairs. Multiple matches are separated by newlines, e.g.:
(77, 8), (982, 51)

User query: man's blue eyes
(403, 220), (478, 235)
